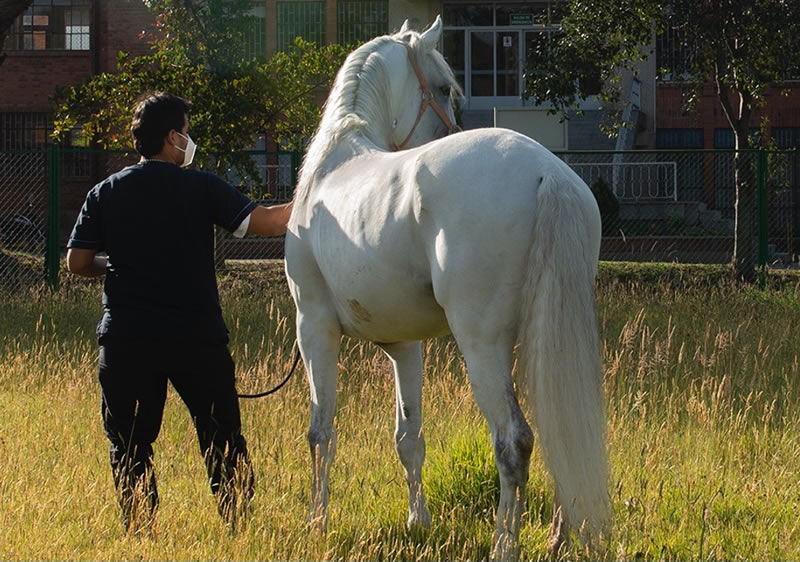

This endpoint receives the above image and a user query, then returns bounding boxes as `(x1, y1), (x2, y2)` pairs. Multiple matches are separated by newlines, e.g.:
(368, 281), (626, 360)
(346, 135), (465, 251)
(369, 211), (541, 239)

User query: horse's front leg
(379, 341), (430, 529)
(297, 308), (341, 533)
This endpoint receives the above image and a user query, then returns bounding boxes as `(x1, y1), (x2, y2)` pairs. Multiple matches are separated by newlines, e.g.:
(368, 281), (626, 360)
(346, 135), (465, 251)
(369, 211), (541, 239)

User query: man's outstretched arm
(246, 201), (293, 237)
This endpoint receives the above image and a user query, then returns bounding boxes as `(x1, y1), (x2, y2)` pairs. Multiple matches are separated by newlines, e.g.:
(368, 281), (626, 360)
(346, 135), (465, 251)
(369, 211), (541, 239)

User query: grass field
(1, 261), (799, 560)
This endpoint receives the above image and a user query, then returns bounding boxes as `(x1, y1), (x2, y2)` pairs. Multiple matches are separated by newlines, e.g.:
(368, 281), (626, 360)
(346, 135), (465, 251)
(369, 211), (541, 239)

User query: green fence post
(756, 149), (769, 285)
(46, 144), (61, 289)
(291, 150), (300, 196)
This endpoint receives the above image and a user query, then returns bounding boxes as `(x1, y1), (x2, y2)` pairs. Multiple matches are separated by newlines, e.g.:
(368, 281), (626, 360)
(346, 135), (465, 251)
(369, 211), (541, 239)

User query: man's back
(69, 160), (255, 344)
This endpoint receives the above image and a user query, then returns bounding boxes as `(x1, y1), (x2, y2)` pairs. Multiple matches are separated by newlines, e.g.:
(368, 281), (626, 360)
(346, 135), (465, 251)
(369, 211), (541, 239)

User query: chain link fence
(0, 149), (48, 291)
(559, 149), (800, 268)
(0, 146), (798, 291)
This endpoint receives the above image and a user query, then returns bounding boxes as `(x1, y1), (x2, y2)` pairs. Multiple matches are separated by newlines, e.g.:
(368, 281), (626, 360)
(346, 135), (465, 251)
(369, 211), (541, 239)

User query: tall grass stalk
(1, 264), (799, 559)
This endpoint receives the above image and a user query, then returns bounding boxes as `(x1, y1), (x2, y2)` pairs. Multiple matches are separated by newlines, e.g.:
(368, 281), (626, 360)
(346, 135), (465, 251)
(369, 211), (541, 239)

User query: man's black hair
(130, 93), (192, 158)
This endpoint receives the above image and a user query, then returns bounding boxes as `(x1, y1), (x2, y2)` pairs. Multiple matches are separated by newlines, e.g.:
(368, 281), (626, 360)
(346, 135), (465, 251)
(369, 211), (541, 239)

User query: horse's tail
(519, 169), (610, 542)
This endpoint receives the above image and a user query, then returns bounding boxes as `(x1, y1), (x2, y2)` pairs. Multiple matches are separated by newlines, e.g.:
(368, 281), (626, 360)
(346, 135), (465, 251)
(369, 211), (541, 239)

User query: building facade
(2, 0), (799, 228)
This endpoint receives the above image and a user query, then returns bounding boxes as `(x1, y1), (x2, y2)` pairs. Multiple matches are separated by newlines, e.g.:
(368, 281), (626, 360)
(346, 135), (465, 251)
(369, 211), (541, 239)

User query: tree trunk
(732, 125), (756, 282)
(716, 77), (756, 282)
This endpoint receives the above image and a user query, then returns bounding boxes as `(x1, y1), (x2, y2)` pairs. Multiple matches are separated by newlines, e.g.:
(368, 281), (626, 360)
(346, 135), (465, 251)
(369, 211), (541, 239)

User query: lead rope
(238, 343), (302, 399)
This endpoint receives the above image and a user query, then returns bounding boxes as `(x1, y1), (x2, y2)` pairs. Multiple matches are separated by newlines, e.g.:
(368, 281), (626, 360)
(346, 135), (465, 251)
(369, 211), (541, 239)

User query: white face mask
(175, 132), (196, 168)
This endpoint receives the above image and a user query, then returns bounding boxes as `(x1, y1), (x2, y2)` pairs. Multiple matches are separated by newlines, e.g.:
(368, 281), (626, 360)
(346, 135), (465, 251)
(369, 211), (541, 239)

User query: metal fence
(0, 148), (51, 290)
(0, 146), (798, 290)
(558, 149), (799, 267)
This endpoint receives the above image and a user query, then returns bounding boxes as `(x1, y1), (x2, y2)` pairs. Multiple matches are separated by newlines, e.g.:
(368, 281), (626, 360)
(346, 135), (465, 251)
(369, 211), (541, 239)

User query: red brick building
(1, 0), (154, 234)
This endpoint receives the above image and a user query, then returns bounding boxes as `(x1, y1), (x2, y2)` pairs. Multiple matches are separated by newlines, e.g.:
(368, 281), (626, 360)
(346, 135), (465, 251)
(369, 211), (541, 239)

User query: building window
(0, 113), (50, 150)
(336, 0), (387, 46)
(656, 128), (703, 149)
(244, 3), (267, 60)
(657, 128), (704, 204)
(3, 0), (90, 51)
(443, 2), (563, 27)
(442, 3), (562, 102)
(0, 113), (89, 178)
(656, 18), (696, 82)
(713, 127), (760, 148)
(773, 127), (800, 149)
(277, 1), (326, 51)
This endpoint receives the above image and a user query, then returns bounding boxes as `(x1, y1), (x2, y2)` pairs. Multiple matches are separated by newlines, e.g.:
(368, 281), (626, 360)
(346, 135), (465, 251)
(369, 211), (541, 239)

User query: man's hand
(247, 201), (293, 237)
(66, 248), (108, 277)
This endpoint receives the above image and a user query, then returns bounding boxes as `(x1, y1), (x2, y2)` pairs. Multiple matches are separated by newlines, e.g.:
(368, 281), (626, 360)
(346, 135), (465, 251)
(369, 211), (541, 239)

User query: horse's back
(287, 127), (596, 343)
(415, 128), (597, 270)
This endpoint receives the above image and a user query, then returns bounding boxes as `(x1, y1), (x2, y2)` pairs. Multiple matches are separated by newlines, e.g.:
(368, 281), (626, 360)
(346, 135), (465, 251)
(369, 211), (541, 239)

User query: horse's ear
(399, 19), (412, 34)
(419, 15), (442, 52)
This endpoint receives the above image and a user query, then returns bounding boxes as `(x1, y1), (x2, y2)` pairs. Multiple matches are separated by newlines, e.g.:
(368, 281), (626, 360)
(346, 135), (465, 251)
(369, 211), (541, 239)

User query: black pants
(98, 340), (254, 526)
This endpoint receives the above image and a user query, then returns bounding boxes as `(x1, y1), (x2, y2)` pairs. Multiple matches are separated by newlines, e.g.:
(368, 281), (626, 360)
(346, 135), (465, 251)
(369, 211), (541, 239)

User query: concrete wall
(494, 107), (569, 150)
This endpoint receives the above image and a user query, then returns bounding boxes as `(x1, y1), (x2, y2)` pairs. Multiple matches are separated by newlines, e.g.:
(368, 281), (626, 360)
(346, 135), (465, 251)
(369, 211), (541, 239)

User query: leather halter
(391, 43), (462, 151)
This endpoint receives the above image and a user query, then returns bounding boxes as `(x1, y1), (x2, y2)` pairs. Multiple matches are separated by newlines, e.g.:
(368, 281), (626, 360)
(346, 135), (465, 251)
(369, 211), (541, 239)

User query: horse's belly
(325, 272), (450, 342)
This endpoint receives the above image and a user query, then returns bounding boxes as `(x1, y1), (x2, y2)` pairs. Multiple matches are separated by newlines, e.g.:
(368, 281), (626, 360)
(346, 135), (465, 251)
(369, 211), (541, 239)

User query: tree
(523, 0), (800, 281)
(0, 0), (33, 66)
(52, 0), (348, 181)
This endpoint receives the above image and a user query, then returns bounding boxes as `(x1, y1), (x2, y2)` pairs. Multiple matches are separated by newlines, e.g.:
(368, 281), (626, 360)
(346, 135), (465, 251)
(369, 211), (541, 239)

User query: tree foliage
(523, 0), (800, 280)
(524, 0), (800, 124)
(52, 0), (348, 177)
(523, 0), (659, 120)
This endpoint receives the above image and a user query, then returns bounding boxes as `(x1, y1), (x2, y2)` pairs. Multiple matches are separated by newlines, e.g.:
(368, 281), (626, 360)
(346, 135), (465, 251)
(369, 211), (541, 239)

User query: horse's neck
(296, 131), (382, 202)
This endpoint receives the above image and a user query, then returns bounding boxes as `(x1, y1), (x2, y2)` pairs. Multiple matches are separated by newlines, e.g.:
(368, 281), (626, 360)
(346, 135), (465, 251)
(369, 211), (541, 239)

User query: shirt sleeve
(204, 173), (257, 233)
(232, 213), (251, 238)
(67, 185), (103, 250)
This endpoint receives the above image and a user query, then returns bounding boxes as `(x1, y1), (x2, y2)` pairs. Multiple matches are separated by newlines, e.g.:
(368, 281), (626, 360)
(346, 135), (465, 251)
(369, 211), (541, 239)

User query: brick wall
(0, 0), (156, 239)
(0, 51), (92, 111)
(0, 0), (154, 112)
(656, 82), (800, 147)
(97, 0), (153, 73)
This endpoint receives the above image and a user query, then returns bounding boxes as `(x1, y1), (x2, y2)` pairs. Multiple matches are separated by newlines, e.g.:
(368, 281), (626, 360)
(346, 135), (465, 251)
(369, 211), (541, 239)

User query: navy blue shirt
(68, 161), (257, 345)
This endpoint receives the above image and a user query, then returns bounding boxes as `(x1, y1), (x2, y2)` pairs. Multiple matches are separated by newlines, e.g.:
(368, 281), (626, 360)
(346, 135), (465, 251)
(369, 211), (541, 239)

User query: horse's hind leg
(547, 495), (568, 557)
(379, 341), (431, 528)
(459, 342), (533, 560)
(297, 308), (341, 533)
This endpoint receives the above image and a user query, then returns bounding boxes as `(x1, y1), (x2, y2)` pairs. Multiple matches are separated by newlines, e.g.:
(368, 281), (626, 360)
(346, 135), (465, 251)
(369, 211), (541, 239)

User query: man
(66, 92), (292, 532)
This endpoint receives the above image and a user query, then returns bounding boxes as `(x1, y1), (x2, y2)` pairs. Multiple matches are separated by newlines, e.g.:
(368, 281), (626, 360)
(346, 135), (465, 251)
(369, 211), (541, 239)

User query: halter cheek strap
(391, 43), (462, 151)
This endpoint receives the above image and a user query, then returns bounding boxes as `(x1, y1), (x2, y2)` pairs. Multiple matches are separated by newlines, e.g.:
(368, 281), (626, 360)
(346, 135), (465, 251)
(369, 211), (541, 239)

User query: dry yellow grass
(1, 264), (799, 560)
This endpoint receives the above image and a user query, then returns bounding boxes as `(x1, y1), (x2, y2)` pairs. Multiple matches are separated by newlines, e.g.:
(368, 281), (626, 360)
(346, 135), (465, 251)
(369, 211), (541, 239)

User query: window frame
(336, 0), (388, 46)
(3, 0), (91, 52)
(0, 112), (90, 179)
(276, 1), (326, 51)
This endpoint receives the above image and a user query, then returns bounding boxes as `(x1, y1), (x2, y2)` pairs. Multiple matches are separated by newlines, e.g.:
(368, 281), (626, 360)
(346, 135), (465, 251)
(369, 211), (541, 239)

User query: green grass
(1, 261), (799, 559)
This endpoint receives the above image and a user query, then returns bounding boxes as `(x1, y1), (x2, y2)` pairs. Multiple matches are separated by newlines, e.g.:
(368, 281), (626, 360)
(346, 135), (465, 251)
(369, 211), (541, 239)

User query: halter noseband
(391, 42), (462, 151)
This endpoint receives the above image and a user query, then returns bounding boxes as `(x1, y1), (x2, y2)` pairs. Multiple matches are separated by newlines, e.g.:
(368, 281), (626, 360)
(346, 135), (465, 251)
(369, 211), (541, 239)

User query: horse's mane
(294, 28), (458, 203)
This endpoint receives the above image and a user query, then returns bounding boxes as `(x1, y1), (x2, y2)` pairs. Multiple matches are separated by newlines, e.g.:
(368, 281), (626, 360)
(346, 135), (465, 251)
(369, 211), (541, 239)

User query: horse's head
(298, 16), (464, 196)
(386, 16), (463, 150)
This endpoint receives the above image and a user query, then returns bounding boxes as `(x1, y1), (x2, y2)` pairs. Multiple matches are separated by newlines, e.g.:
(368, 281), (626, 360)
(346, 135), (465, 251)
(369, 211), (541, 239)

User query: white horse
(285, 16), (610, 558)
